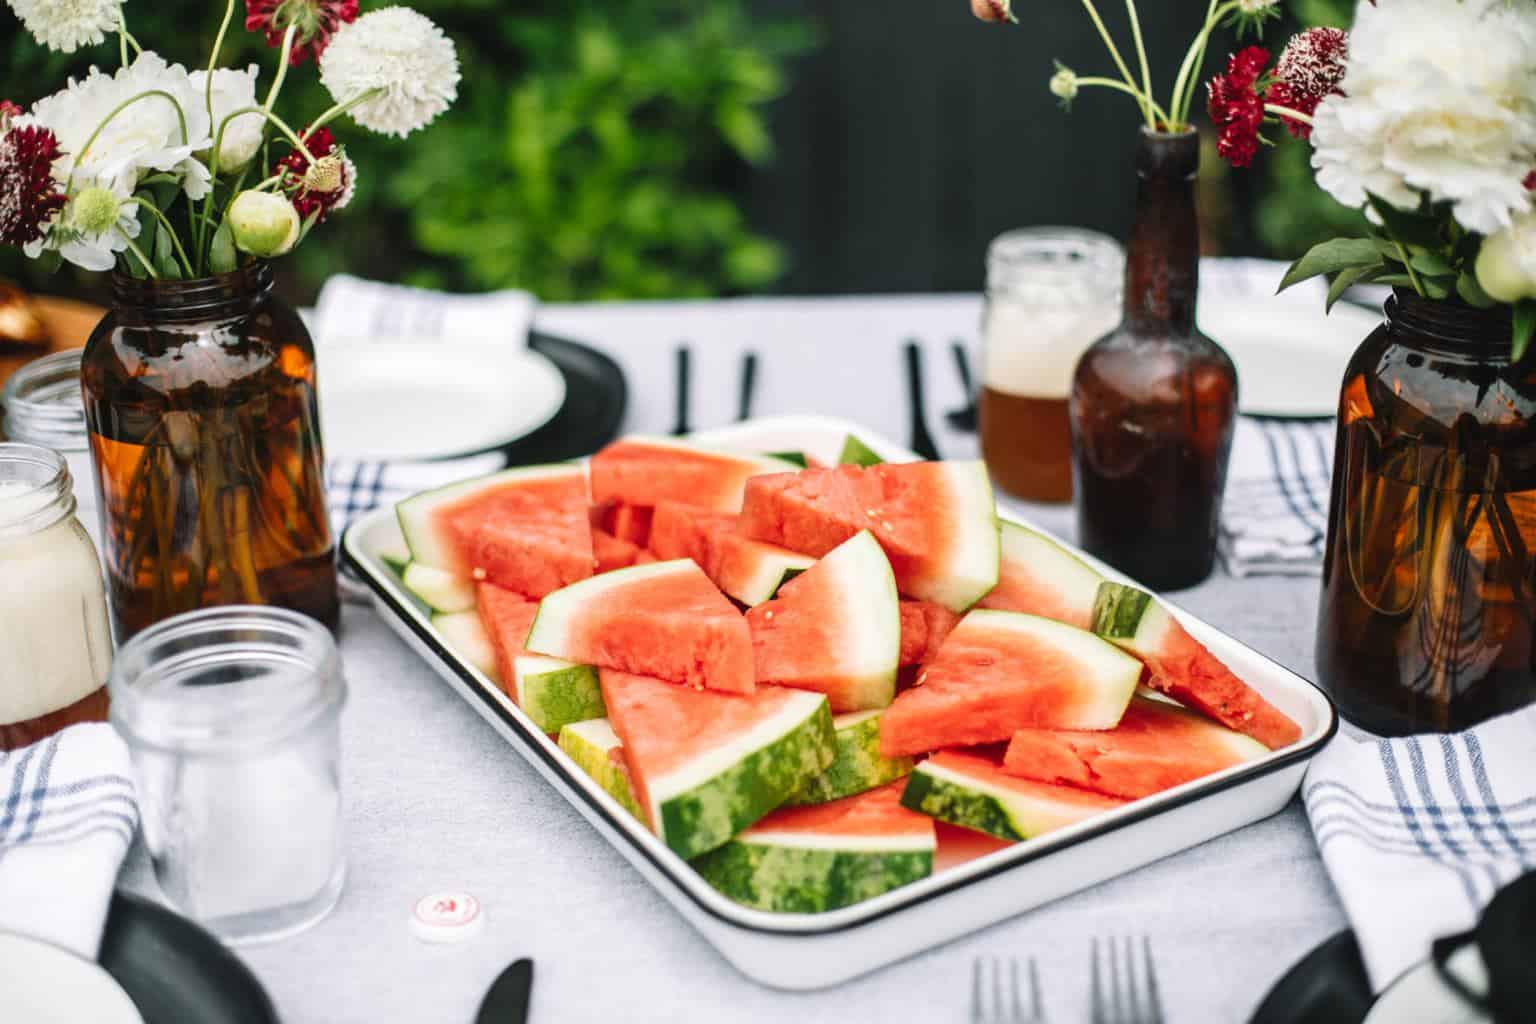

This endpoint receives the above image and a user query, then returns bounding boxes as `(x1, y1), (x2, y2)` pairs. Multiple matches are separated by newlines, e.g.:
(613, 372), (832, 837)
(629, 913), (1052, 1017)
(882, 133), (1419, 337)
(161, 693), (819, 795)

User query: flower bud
(303, 155), (346, 194)
(1476, 212), (1536, 304)
(1050, 68), (1079, 101)
(970, 0), (1015, 24)
(228, 190), (300, 258)
(68, 187), (121, 236)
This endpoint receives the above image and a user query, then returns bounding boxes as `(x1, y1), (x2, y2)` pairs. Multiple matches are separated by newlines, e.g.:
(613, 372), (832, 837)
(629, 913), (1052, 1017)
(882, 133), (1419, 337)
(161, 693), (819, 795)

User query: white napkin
(1218, 417), (1334, 577)
(311, 273), (536, 346)
(1302, 707), (1536, 990)
(0, 723), (138, 958)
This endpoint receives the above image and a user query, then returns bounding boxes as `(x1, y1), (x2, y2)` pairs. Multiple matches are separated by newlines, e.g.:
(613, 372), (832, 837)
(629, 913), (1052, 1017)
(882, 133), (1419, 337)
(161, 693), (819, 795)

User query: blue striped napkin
(0, 723), (137, 957)
(1218, 417), (1335, 577)
(1302, 707), (1536, 990)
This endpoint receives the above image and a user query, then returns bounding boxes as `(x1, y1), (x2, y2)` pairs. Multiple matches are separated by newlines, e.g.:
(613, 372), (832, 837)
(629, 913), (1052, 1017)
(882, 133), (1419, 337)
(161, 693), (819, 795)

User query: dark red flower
(1523, 170), (1535, 191)
(0, 123), (65, 248)
(244, 0), (358, 65)
(1207, 47), (1270, 168)
(1269, 27), (1348, 139)
(273, 128), (352, 223)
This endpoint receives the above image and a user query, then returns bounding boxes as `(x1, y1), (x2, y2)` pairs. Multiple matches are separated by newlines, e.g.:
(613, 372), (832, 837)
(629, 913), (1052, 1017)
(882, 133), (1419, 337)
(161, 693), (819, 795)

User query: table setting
(2, 0), (1536, 1021)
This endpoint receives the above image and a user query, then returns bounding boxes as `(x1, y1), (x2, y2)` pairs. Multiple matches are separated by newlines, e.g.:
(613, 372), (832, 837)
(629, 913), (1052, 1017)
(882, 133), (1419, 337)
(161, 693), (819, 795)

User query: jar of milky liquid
(0, 443), (113, 750)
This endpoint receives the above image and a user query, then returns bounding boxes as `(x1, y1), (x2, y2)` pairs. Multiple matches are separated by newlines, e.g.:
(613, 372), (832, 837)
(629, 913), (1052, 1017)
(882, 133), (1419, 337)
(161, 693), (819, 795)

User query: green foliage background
(0, 0), (807, 302)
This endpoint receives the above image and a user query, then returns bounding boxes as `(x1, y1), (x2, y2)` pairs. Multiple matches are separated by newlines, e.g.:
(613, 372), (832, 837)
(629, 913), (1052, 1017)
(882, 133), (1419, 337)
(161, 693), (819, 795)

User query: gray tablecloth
(120, 294), (1347, 1023)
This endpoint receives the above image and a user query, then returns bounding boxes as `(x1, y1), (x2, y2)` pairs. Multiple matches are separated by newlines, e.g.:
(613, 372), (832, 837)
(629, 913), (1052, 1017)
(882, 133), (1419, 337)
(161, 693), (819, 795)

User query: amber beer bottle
(979, 229), (1122, 503)
(1069, 129), (1237, 589)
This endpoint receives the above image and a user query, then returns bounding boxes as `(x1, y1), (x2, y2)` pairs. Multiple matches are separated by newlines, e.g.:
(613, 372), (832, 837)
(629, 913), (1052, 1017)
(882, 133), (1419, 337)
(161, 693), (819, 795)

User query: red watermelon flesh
(898, 600), (961, 666)
(464, 508), (594, 599)
(745, 530), (900, 712)
(741, 779), (931, 842)
(634, 550), (658, 564)
(475, 582), (540, 695)
(1002, 695), (1270, 799)
(610, 503), (653, 547)
(648, 501), (733, 566)
(933, 822), (1015, 871)
(979, 521), (1104, 630)
(525, 559), (754, 693)
(592, 528), (641, 573)
(879, 609), (1142, 758)
(739, 461), (998, 613)
(589, 437), (794, 515)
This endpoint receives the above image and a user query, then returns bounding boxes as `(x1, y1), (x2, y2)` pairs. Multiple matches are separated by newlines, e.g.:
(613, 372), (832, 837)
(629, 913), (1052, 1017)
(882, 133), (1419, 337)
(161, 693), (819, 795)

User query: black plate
(99, 891), (279, 1024)
(1249, 930), (1373, 1024)
(502, 331), (626, 464)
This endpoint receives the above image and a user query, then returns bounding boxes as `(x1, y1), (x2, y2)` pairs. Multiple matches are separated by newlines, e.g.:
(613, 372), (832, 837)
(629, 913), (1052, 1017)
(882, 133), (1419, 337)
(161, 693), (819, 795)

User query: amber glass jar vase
(1069, 129), (1238, 590)
(81, 264), (338, 641)
(1317, 291), (1536, 735)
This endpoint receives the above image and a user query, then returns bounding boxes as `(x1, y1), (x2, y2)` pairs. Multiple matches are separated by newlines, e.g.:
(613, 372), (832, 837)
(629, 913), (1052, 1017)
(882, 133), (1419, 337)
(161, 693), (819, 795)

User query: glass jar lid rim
(0, 442), (73, 536)
(1, 348), (87, 448)
(987, 226), (1124, 267)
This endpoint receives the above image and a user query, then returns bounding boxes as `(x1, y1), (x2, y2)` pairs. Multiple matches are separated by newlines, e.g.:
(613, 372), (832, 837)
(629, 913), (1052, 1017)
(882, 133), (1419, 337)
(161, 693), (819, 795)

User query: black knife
(475, 957), (533, 1024)
(904, 341), (941, 461)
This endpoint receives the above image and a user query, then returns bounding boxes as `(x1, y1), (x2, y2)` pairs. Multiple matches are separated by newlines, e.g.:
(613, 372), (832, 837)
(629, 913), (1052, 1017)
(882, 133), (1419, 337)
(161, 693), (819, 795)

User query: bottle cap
(410, 891), (484, 944)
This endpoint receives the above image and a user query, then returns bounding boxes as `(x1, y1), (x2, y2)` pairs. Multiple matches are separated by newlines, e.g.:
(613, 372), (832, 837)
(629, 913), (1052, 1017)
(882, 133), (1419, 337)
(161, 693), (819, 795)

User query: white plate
(317, 339), (566, 461)
(0, 932), (144, 1023)
(1198, 296), (1381, 418)
(342, 414), (1338, 990)
(1365, 944), (1490, 1024)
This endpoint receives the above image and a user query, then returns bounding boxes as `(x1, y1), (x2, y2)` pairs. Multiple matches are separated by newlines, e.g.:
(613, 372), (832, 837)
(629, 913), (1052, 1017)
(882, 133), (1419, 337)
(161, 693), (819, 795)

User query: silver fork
(1090, 936), (1165, 1024)
(971, 956), (1046, 1024)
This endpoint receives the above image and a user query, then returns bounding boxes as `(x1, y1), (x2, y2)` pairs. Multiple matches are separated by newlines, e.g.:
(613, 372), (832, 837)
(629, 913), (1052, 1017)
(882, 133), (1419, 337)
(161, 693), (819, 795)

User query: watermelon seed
(472, 568), (487, 581)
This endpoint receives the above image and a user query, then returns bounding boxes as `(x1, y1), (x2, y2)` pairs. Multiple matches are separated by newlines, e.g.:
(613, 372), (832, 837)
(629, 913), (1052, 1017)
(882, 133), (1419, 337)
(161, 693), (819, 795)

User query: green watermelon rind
(1090, 582), (1162, 644)
(651, 692), (836, 859)
(401, 562), (477, 614)
(514, 655), (605, 734)
(431, 610), (500, 682)
(523, 558), (698, 661)
(837, 435), (885, 467)
(901, 758), (1119, 842)
(922, 461), (1002, 613)
(765, 450), (809, 468)
(558, 718), (645, 821)
(785, 710), (914, 806)
(396, 462), (586, 571)
(692, 833), (933, 913)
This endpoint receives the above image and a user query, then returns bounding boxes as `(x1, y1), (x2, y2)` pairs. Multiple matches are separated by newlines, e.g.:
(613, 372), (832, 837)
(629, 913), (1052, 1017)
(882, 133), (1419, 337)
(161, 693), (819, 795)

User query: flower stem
(264, 26), (299, 113)
(216, 106), (316, 166)
(68, 90), (190, 195)
(1169, 0), (1239, 128)
(122, 236), (158, 279)
(1076, 78), (1170, 125)
(1263, 103), (1313, 126)
(1078, 0), (1150, 121)
(197, 0), (239, 265)
(122, 197), (195, 277)
(1123, 0), (1157, 129)
(303, 88), (384, 138)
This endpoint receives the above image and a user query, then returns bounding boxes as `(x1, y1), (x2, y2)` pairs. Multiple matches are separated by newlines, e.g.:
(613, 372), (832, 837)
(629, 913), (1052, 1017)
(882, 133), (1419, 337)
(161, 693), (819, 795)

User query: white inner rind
(740, 830), (936, 853)
(512, 654), (589, 706)
(997, 520), (1103, 608)
(917, 759), (1111, 835)
(722, 543), (815, 606)
(402, 563), (477, 613)
(648, 690), (829, 820)
(398, 462), (586, 568)
(925, 461), (1001, 612)
(817, 531), (901, 680)
(524, 558), (698, 658)
(432, 611), (498, 677)
(562, 716), (622, 751)
(831, 709), (882, 730)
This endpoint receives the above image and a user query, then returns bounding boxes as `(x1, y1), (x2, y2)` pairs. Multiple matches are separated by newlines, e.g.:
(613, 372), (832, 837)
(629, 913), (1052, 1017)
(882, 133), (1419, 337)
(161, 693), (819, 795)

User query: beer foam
(982, 302), (1118, 399)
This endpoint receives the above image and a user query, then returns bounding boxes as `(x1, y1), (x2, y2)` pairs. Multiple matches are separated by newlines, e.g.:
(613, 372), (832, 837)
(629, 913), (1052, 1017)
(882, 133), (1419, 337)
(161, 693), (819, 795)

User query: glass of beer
(979, 228), (1123, 502)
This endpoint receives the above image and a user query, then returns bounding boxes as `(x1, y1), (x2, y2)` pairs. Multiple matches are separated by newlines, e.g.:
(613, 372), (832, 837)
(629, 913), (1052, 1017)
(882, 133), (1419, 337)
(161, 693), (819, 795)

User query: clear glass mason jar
(0, 443), (112, 749)
(980, 227), (1123, 503)
(2, 348), (100, 549)
(110, 606), (347, 944)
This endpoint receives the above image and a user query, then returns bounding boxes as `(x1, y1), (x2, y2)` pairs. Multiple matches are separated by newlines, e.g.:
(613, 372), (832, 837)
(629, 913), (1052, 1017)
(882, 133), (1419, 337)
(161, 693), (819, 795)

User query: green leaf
(1366, 193), (1444, 249)
(1374, 273), (1417, 287)
(1279, 237), (1382, 292)
(1326, 263), (1380, 312)
(209, 218), (237, 274)
(1409, 250), (1455, 277)
(1420, 275), (1451, 300)
(1456, 272), (1497, 309)
(153, 220), (180, 279)
(1515, 300), (1536, 364)
(34, 248), (61, 274)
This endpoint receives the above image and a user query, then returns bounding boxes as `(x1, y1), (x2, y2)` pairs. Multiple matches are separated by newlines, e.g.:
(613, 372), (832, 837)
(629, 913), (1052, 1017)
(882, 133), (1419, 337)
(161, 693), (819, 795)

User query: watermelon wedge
(1003, 695), (1269, 799)
(838, 434), (884, 467)
(901, 748), (1126, 842)
(979, 521), (1105, 630)
(600, 670), (835, 858)
(377, 526), (411, 575)
(739, 461), (999, 613)
(709, 531), (814, 607)
(592, 527), (642, 573)
(692, 782), (935, 913)
(933, 822), (1015, 872)
(785, 710), (914, 807)
(746, 531), (901, 712)
(1091, 583), (1302, 750)
(397, 463), (593, 599)
(591, 502), (656, 547)
(648, 501), (732, 566)
(525, 559), (755, 694)
(476, 583), (540, 687)
(879, 609), (1142, 757)
(432, 610), (500, 682)
(898, 600), (961, 666)
(514, 655), (605, 734)
(401, 563), (476, 614)
(558, 718), (644, 821)
(589, 436), (797, 514)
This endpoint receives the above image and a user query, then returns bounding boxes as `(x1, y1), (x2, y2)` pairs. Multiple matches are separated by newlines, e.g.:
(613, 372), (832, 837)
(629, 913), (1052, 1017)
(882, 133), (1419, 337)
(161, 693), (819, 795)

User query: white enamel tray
(341, 414), (1338, 991)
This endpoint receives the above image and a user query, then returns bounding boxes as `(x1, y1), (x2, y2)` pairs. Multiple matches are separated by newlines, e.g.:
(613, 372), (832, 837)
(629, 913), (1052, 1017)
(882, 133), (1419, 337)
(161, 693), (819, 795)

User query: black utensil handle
(904, 341), (940, 461)
(951, 340), (974, 396)
(673, 346), (692, 436)
(738, 351), (759, 423)
(475, 957), (534, 1024)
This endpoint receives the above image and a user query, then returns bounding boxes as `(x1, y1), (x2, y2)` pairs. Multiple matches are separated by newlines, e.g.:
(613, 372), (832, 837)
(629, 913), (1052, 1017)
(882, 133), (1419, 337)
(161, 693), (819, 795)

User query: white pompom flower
(318, 6), (459, 139)
(7, 0), (126, 54)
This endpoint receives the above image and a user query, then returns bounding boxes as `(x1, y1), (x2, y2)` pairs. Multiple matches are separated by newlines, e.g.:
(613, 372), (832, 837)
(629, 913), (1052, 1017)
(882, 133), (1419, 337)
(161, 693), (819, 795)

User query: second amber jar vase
(81, 263), (338, 641)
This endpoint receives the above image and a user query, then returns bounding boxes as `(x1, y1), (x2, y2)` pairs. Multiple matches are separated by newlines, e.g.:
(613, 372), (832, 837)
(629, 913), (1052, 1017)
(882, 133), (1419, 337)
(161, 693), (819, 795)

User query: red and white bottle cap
(410, 891), (484, 943)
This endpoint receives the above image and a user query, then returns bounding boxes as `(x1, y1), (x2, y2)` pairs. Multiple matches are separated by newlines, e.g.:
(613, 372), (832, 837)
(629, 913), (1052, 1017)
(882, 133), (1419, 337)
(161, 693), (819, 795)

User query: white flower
(1050, 67), (1079, 101)
(7, 0), (125, 54)
(1237, 0), (1279, 12)
(1476, 209), (1536, 302)
(29, 52), (213, 202)
(1310, 0), (1536, 236)
(189, 65), (264, 172)
(24, 176), (138, 272)
(319, 6), (459, 138)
